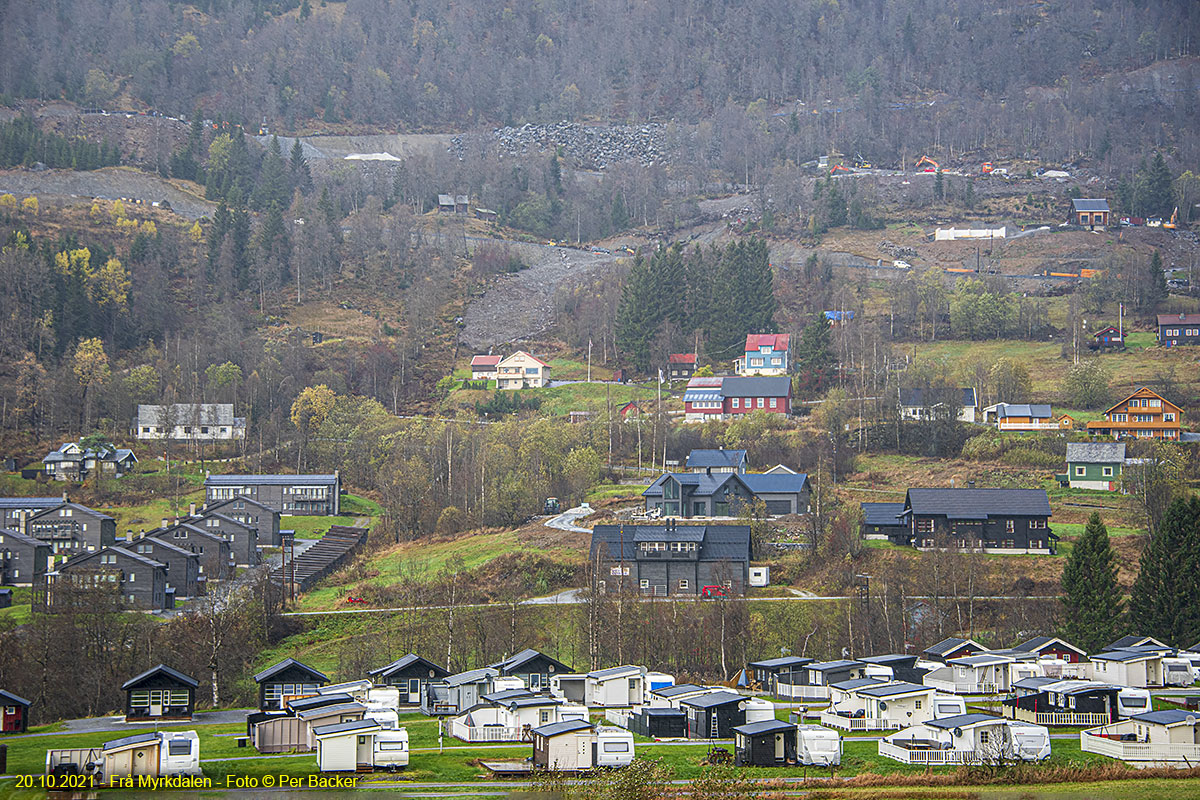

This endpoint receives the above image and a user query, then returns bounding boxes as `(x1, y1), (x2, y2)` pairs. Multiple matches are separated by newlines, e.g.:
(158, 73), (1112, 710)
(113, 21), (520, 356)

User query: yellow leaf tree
(291, 384), (336, 470)
(74, 337), (111, 429)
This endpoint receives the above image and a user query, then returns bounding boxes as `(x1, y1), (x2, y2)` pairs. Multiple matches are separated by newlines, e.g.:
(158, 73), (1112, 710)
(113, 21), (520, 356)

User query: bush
(435, 506), (467, 535)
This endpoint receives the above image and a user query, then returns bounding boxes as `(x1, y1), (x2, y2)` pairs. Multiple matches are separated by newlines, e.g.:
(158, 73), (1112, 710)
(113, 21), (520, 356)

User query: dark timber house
(0, 527), (52, 587)
(368, 654), (450, 705)
(894, 488), (1055, 554)
(202, 496), (282, 546)
(734, 719), (798, 766)
(489, 649), (571, 692)
(254, 658), (329, 711)
(204, 473), (341, 516)
(681, 691), (745, 739)
(123, 665), (198, 721)
(590, 522), (751, 597)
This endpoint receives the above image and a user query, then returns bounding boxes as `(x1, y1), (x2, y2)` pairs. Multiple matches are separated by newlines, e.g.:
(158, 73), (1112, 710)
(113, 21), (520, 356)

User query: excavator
(915, 156), (940, 173)
(1164, 207), (1179, 230)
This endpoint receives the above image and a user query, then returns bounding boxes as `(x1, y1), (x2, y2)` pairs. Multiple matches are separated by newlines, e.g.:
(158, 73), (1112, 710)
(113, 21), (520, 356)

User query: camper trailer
(593, 726), (636, 767)
(796, 725), (842, 766)
(1117, 688), (1152, 718)
(47, 731), (201, 782)
(313, 720), (409, 772)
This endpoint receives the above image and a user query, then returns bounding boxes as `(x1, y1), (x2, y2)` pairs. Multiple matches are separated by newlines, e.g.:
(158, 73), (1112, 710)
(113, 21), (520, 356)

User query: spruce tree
(1060, 512), (1125, 654)
(290, 138), (313, 195)
(615, 255), (659, 372)
(794, 312), (836, 396)
(1147, 249), (1168, 308)
(1131, 496), (1200, 645)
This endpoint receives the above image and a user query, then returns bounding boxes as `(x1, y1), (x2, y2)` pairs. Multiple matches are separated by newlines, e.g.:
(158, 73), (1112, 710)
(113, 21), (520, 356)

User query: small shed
(248, 712), (305, 753)
(1071, 199), (1110, 228)
(102, 732), (162, 780)
(313, 719), (382, 772)
(298, 702), (369, 750)
(122, 665), (197, 721)
(627, 707), (686, 739)
(532, 718), (593, 771)
(254, 657), (329, 711)
(0, 589), (10, 609)
(733, 719), (797, 766)
(437, 194), (456, 213)
(681, 690), (745, 739)
(1, 689), (31, 733)
(368, 654), (450, 705)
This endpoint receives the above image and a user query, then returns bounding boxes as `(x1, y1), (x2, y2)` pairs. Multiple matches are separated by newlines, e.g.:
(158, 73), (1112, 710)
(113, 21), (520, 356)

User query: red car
(700, 586), (728, 598)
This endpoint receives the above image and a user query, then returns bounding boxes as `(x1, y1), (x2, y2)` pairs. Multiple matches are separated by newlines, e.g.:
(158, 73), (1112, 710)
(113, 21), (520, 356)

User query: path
(544, 504), (595, 533)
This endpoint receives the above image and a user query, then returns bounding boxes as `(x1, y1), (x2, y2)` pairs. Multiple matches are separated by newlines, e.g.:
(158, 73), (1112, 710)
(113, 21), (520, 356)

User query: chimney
(125, 530), (133, 542)
(62, 491), (68, 503)
(189, 503), (196, 516)
(161, 519), (169, 529)
(968, 480), (976, 489)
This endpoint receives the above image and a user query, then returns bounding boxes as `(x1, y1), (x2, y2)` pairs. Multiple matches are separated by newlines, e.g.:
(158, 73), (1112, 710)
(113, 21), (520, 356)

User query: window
(639, 579), (649, 590)
(1114, 414), (1127, 422)
(1030, 519), (1047, 529)
(1102, 466), (1114, 477)
(603, 742), (630, 753)
(756, 398), (764, 408)
(1164, 413), (1175, 422)
(1030, 540), (1042, 550)
(678, 579), (689, 591)
(378, 741), (406, 751)
(1002, 539), (1015, 549)
(914, 700), (922, 710)
(980, 731), (989, 744)
(128, 571), (135, 582)
(917, 519), (934, 534)
(1074, 466), (1086, 477)
(769, 398), (777, 409)
(1149, 398), (1161, 407)
(732, 398), (739, 409)
(1006, 519), (1015, 532)
(168, 739), (192, 756)
(750, 358), (763, 367)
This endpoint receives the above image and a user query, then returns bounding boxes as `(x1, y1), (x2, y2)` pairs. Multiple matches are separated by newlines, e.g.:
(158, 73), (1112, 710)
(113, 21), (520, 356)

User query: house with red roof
(735, 334), (790, 376)
(496, 351), (551, 389)
(666, 353), (697, 381)
(470, 354), (501, 381)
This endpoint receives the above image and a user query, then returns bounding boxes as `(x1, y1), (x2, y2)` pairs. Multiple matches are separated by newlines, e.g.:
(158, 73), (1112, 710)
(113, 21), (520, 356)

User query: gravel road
(0, 167), (216, 221)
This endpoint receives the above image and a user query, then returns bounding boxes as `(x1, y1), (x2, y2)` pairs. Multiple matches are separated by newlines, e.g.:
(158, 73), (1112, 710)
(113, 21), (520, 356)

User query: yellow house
(496, 351), (551, 390)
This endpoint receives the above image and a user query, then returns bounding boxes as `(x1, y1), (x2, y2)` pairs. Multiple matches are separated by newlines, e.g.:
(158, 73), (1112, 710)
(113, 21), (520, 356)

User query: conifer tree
(615, 255), (659, 371)
(1131, 496), (1200, 645)
(1061, 512), (1125, 653)
(794, 312), (835, 395)
(290, 138), (313, 195)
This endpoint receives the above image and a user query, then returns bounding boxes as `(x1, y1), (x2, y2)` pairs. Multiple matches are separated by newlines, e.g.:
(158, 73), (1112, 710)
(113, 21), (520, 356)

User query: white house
(821, 681), (937, 731)
(496, 351), (551, 390)
(135, 404), (246, 441)
(585, 665), (646, 707)
(532, 720), (594, 771)
(645, 683), (720, 709)
(898, 388), (978, 423)
(879, 714), (1050, 765)
(923, 654), (1017, 695)
(1089, 648), (1171, 688)
(776, 660), (867, 701)
(313, 719), (383, 772)
(1081, 710), (1200, 767)
(449, 693), (586, 742)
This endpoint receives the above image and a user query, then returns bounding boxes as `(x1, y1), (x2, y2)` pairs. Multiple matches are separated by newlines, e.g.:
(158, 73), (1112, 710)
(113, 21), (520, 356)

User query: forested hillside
(2, 0), (1199, 172)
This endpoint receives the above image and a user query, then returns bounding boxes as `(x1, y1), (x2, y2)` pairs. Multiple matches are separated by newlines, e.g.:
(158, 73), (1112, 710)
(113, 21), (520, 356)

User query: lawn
(585, 482), (650, 504)
(101, 491), (206, 533)
(285, 514), (361, 540)
(534, 381), (662, 417)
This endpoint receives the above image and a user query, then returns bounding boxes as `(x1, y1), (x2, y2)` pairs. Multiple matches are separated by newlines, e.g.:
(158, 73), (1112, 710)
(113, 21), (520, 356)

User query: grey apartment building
(203, 473), (341, 516)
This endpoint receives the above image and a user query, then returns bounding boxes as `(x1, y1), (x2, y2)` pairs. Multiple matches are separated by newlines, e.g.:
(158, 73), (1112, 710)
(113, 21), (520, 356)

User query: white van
(1007, 722), (1051, 761)
(593, 726), (635, 767)
(796, 724), (841, 766)
(373, 729), (409, 770)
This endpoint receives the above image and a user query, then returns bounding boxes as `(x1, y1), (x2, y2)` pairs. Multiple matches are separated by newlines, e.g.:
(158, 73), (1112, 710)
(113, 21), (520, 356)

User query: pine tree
(290, 138), (313, 195)
(1060, 512), (1125, 654)
(614, 255), (659, 372)
(1147, 249), (1168, 308)
(251, 135), (289, 211)
(795, 312), (835, 396)
(1131, 496), (1200, 645)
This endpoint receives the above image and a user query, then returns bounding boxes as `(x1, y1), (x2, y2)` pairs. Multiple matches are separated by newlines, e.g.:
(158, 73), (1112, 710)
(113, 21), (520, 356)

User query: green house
(1060, 442), (1125, 491)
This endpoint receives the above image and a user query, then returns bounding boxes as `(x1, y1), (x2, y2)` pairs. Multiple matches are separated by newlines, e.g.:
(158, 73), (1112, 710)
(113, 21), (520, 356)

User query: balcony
(449, 720), (529, 742)
(820, 711), (894, 731)
(1008, 708), (1109, 727)
(775, 684), (830, 701)
(879, 740), (979, 765)
(1081, 730), (1200, 764)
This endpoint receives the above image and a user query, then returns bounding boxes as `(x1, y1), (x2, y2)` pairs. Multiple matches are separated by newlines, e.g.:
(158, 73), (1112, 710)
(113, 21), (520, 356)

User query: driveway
(545, 505), (594, 533)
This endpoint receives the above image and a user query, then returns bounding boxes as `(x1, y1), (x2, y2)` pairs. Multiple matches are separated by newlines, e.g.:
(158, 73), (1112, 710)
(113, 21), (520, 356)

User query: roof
(808, 660), (863, 672)
(253, 658), (329, 684)
(492, 648), (570, 674)
(1100, 387), (1177, 416)
(438, 194), (454, 205)
(58, 546), (165, 573)
(734, 719), (795, 736)
(1091, 648), (1162, 663)
(1065, 443), (1125, 465)
(137, 403), (235, 427)
(1072, 199), (1110, 212)
(590, 524), (751, 563)
(369, 653), (447, 678)
(0, 497), (61, 509)
(744, 334), (790, 352)
(668, 353), (698, 364)
(993, 403), (1052, 419)
(497, 350), (550, 368)
(119, 536), (194, 559)
(927, 713), (1004, 729)
(1157, 313), (1200, 326)
(0, 689), (31, 707)
(288, 694), (352, 712)
(0, 527), (48, 549)
(103, 732), (161, 752)
(741, 473), (809, 495)
(680, 690), (744, 709)
(312, 719), (381, 737)
(639, 707), (686, 717)
(1132, 710), (1200, 727)
(122, 664), (199, 690)
(206, 473), (338, 486)
(950, 654), (1013, 667)
(858, 681), (932, 698)
(906, 489), (1051, 519)
(831, 678), (882, 692)
(470, 354), (501, 367)
(29, 502), (114, 522)
(589, 665), (644, 679)
(504, 696), (562, 709)
(720, 376), (791, 398)
(481, 688), (535, 704)
(1042, 679), (1120, 695)
(859, 654), (916, 666)
(651, 683), (710, 698)
(685, 449), (746, 470)
(1013, 677), (1057, 691)
(925, 637), (983, 657)
(1108, 635), (1169, 650)
(898, 387), (977, 409)
(445, 667), (499, 686)
(296, 702), (366, 721)
(1011, 636), (1086, 656)
(533, 719), (592, 737)
(749, 656), (813, 670)
(1092, 326), (1122, 338)
(861, 503), (906, 527)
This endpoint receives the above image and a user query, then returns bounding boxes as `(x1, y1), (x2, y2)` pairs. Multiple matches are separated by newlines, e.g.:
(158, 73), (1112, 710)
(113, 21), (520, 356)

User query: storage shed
(733, 719), (797, 766)
(101, 733), (163, 780)
(1, 689), (31, 733)
(313, 719), (382, 772)
(532, 719), (594, 771)
(122, 665), (197, 721)
(627, 707), (686, 739)
(681, 690), (745, 739)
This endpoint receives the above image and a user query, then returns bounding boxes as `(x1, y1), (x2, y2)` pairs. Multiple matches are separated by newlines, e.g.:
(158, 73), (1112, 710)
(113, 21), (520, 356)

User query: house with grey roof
(26, 502), (116, 560)
(191, 512), (259, 566)
(51, 546), (169, 610)
(685, 449), (747, 474)
(204, 472), (340, 516)
(0, 527), (52, 586)
(1071, 198), (1110, 228)
(134, 404), (246, 441)
(118, 535), (202, 599)
(0, 497), (62, 531)
(146, 522), (233, 581)
(643, 471), (810, 518)
(368, 654), (450, 705)
(590, 521), (751, 597)
(1081, 709), (1200, 765)
(1061, 442), (1126, 491)
(202, 495), (281, 546)
(891, 488), (1055, 554)
(489, 649), (572, 692)
(861, 502), (907, 540)
(821, 680), (937, 731)
(41, 442), (137, 481)
(982, 402), (1068, 432)
(898, 387), (978, 423)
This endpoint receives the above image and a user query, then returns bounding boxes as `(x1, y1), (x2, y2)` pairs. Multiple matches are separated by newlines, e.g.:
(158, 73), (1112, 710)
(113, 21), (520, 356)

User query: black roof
(861, 502), (906, 526)
(749, 656), (813, 670)
(122, 664), (199, 691)
(590, 524), (751, 563)
(858, 681), (930, 698)
(808, 660), (862, 672)
(638, 707), (686, 717)
(1010, 636), (1085, 656)
(533, 719), (592, 737)
(103, 732), (160, 752)
(906, 489), (1051, 519)
(288, 693), (352, 712)
(490, 648), (572, 674)
(652, 683), (710, 698)
(680, 690), (744, 709)
(924, 637), (984, 657)
(368, 653), (448, 679)
(311, 719), (380, 737)
(927, 713), (1003, 729)
(253, 657), (328, 684)
(0, 689), (31, 707)
(686, 449), (747, 470)
(859, 654), (917, 666)
(734, 719), (794, 736)
(1132, 710), (1200, 726)
(1108, 635), (1169, 650)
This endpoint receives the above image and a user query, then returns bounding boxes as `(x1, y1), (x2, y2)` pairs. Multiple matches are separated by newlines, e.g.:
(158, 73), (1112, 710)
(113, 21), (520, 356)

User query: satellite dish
(953, 727), (964, 738)
(1188, 715), (1197, 725)
(879, 701), (888, 711)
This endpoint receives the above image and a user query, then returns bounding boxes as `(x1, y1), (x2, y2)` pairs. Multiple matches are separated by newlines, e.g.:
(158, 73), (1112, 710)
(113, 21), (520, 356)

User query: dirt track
(0, 166), (215, 221)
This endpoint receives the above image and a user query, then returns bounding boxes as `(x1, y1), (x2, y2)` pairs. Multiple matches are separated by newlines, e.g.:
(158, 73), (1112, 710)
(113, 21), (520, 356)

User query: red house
(923, 637), (986, 665)
(1007, 636), (1088, 664)
(1091, 326), (1124, 349)
(1, 689), (31, 733)
(683, 376), (792, 423)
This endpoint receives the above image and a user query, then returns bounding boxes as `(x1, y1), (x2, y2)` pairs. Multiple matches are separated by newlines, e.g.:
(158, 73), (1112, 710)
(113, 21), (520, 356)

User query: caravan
(796, 725), (842, 766)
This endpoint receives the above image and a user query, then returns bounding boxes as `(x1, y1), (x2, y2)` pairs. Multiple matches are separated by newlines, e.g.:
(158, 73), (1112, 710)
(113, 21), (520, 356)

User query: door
(408, 678), (421, 704)
(357, 735), (373, 766)
(132, 747), (158, 777)
(149, 689), (165, 717)
(577, 734), (590, 768)
(529, 673), (541, 691)
(774, 733), (784, 761)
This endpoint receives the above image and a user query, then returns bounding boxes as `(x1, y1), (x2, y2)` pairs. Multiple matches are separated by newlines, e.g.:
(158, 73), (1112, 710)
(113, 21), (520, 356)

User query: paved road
(4, 709), (252, 739)
(545, 505), (595, 533)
